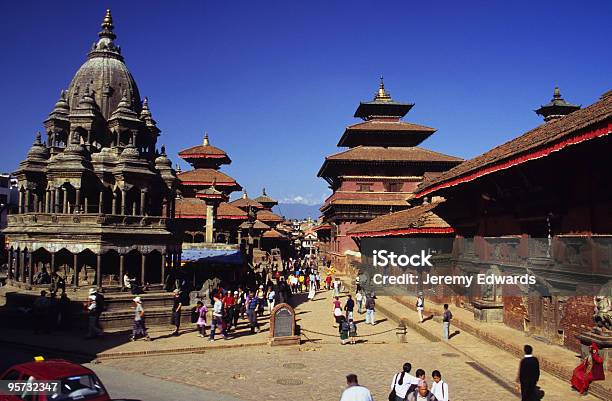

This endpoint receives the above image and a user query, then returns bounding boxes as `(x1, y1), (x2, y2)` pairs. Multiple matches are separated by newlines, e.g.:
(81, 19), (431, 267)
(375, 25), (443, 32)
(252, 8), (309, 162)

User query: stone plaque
(274, 308), (293, 337)
(269, 303), (300, 345)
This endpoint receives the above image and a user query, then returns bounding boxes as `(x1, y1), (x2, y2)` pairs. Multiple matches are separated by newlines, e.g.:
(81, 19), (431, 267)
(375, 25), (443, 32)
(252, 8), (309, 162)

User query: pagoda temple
(174, 133), (246, 244)
(317, 78), (463, 270)
(4, 10), (180, 289)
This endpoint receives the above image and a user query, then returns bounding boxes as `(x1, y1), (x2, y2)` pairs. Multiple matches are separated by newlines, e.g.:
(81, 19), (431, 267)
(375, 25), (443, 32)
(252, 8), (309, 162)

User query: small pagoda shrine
(535, 87), (581, 122)
(175, 133), (246, 244)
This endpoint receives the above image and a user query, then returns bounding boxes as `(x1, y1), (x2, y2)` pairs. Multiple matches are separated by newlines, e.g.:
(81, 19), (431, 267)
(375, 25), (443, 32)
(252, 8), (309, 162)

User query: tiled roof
(239, 219), (270, 230)
(348, 201), (452, 237)
(256, 209), (284, 223)
(179, 144), (228, 158)
(261, 229), (288, 239)
(254, 194), (278, 204)
(175, 199), (246, 220)
(230, 197), (264, 209)
(322, 146), (463, 163)
(345, 120), (435, 133)
(178, 169), (240, 187)
(418, 90), (612, 197)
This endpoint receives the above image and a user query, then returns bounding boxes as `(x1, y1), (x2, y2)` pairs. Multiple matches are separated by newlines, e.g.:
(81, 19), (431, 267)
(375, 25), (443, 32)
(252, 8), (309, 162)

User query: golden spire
(102, 9), (113, 29)
(203, 131), (209, 146)
(553, 86), (561, 99)
(98, 9), (116, 40)
(374, 75), (392, 101)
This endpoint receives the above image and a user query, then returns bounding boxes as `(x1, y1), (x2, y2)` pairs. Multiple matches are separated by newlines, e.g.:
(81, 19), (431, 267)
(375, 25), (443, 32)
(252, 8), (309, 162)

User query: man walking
(130, 296), (150, 341)
(516, 344), (540, 401)
(442, 304), (452, 340)
(365, 292), (376, 325)
(339, 374), (373, 401)
(344, 294), (355, 321)
(406, 380), (438, 401)
(85, 288), (103, 339)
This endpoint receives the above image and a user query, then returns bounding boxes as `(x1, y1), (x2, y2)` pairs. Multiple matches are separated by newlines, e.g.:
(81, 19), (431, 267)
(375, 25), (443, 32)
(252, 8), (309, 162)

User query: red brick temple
(349, 88), (612, 363)
(317, 78), (462, 270)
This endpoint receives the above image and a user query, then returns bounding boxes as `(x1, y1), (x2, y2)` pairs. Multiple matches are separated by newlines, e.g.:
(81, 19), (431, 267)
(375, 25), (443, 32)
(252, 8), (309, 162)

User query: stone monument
(269, 303), (300, 346)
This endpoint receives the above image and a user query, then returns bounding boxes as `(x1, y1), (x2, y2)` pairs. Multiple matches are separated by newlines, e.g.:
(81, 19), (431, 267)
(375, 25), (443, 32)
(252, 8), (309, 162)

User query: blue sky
(1, 0), (610, 205)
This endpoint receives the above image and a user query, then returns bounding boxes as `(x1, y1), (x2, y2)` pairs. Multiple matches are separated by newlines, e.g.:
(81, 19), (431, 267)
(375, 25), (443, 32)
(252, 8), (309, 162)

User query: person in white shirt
(430, 370), (448, 401)
(340, 374), (373, 401)
(390, 363), (420, 401)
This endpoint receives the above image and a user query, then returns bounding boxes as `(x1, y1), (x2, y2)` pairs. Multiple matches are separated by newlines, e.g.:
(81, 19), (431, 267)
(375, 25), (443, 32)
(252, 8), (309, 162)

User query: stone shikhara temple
(4, 10), (180, 289)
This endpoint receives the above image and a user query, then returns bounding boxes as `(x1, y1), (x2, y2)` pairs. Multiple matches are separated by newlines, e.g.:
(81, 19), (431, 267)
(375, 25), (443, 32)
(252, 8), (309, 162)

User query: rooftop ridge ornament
(35, 131), (42, 145)
(535, 86), (581, 122)
(374, 75), (392, 102)
(203, 132), (210, 146)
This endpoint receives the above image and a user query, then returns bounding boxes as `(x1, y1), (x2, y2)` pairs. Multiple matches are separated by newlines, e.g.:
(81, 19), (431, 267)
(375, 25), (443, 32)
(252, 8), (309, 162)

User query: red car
(0, 358), (110, 401)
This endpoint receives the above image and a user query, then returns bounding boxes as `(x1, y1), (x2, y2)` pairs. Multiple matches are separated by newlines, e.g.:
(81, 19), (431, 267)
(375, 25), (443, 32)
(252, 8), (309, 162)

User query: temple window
(357, 183), (372, 192)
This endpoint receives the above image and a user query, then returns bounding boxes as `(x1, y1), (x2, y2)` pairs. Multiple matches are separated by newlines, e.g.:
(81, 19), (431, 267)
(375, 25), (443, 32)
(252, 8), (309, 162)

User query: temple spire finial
(99, 9), (116, 40)
(553, 86), (561, 99)
(35, 131), (42, 144)
(203, 132), (209, 146)
(262, 187), (267, 196)
(374, 75), (391, 101)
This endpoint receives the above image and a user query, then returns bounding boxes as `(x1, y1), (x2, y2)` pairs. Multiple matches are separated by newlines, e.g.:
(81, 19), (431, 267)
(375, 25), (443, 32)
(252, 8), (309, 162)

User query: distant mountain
(273, 203), (322, 220)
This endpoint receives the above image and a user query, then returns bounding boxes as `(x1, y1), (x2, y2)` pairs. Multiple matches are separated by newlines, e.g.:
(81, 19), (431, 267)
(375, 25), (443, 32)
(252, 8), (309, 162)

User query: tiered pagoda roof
(256, 209), (285, 224)
(175, 198), (247, 220)
(178, 168), (241, 191)
(178, 133), (231, 168)
(253, 188), (278, 209)
(230, 190), (264, 210)
(318, 78), (462, 185)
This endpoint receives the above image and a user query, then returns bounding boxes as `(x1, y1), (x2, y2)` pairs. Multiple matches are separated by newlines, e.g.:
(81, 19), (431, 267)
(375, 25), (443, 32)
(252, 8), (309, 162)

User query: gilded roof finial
(203, 132), (209, 146)
(242, 189), (248, 199)
(175, 162), (182, 174)
(99, 9), (116, 40)
(553, 86), (561, 99)
(374, 75), (391, 101)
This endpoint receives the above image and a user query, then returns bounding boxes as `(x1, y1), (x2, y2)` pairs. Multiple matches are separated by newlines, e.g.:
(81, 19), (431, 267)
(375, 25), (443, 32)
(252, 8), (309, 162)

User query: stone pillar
(18, 190), (23, 214)
(33, 193), (39, 213)
(119, 254), (125, 289)
(161, 253), (166, 286)
(7, 251), (13, 279)
(27, 254), (34, 284)
(132, 201), (137, 216)
(75, 188), (81, 213)
(96, 254), (102, 287)
(140, 190), (146, 216)
(121, 190), (126, 215)
(206, 203), (215, 243)
(73, 253), (78, 287)
(170, 196), (176, 218)
(50, 252), (55, 273)
(98, 191), (104, 214)
(141, 253), (147, 285)
(19, 250), (25, 283)
(62, 188), (68, 214)
(24, 189), (30, 213)
(45, 190), (50, 213)
(112, 192), (117, 215)
(54, 188), (60, 213)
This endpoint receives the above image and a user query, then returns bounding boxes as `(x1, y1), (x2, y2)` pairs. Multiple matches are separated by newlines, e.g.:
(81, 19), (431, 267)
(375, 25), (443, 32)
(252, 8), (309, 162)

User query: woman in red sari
(571, 342), (605, 394)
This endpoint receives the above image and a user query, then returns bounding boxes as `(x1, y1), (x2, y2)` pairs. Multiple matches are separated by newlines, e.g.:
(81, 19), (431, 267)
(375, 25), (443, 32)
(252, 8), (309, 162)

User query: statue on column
(593, 296), (611, 333)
